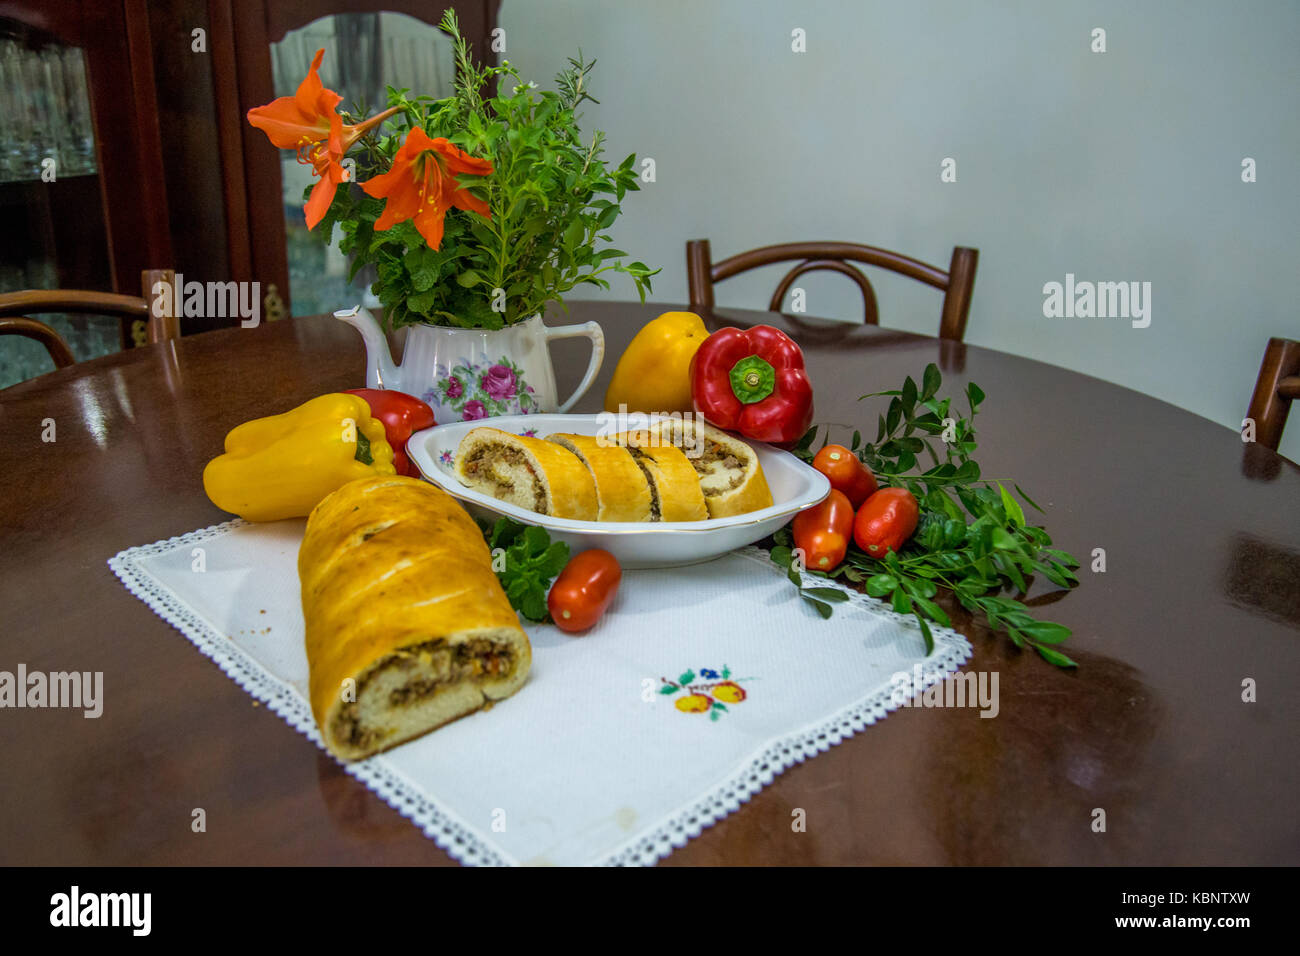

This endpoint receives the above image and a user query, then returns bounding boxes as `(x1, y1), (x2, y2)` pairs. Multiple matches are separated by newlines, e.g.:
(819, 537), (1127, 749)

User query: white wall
(501, 0), (1300, 462)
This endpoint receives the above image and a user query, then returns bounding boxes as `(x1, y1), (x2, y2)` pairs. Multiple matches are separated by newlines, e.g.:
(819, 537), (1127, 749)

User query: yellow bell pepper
(603, 311), (707, 415)
(203, 393), (396, 521)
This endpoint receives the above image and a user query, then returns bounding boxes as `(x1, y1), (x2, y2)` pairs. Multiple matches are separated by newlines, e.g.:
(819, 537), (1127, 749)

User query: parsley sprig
(483, 517), (570, 622)
(776, 363), (1081, 667)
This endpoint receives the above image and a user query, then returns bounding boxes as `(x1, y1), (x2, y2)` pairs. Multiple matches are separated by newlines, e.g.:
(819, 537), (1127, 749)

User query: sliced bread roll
(546, 433), (653, 522)
(455, 426), (598, 520)
(651, 418), (774, 518)
(615, 430), (708, 522)
(299, 476), (531, 761)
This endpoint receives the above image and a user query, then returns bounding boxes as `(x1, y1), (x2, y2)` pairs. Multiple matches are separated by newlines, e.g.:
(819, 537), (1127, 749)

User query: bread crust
(546, 433), (653, 522)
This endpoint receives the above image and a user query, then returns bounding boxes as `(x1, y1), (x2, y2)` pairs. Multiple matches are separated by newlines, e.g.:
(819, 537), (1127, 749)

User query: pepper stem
(729, 355), (776, 404)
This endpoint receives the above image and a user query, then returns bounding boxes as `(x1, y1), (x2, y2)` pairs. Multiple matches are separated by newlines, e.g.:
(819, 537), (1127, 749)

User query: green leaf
(519, 587), (548, 622)
(966, 382), (985, 411)
(679, 670), (695, 685)
(1044, 548), (1080, 569)
(990, 527), (1021, 551)
(901, 577), (938, 599)
(915, 612), (934, 655)
(802, 595), (833, 619)
(659, 684), (678, 695)
(1034, 645), (1078, 668)
(998, 483), (1026, 528)
(521, 524), (550, 556)
(1014, 483), (1044, 513)
(886, 397), (902, 435)
(921, 363), (941, 400)
(865, 574), (898, 597)
(901, 376), (918, 416)
(802, 587), (850, 603)
(910, 595), (951, 627)
(1020, 621), (1072, 644)
(891, 589), (913, 614)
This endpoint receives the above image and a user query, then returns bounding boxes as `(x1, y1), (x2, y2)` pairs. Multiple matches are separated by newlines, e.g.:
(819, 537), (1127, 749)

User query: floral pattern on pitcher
(422, 356), (539, 421)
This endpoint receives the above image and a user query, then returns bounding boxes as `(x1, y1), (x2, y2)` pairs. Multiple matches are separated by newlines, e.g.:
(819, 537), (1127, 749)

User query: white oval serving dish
(407, 413), (830, 568)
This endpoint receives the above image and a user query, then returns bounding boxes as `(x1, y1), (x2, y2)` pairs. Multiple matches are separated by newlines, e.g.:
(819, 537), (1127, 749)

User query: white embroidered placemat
(109, 519), (970, 866)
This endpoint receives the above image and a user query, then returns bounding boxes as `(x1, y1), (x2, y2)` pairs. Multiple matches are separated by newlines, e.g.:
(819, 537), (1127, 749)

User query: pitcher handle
(544, 320), (605, 413)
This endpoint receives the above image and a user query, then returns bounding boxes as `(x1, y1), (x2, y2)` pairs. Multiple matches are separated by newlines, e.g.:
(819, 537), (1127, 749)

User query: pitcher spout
(335, 305), (399, 390)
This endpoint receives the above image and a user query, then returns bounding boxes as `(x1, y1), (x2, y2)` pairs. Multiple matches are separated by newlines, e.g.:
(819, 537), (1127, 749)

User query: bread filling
(625, 447), (663, 521)
(332, 637), (516, 750)
(691, 439), (745, 494)
(461, 444), (548, 513)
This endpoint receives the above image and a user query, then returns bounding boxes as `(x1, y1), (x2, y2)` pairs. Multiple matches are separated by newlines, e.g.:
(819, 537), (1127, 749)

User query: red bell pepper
(344, 388), (435, 477)
(689, 326), (814, 445)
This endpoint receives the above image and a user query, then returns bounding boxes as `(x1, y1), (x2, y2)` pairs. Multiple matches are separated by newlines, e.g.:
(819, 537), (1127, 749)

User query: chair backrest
(1247, 337), (1300, 452)
(686, 239), (979, 341)
(0, 269), (177, 373)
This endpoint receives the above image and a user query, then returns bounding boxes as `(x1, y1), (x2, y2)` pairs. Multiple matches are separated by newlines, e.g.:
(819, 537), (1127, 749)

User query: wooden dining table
(1, 301), (1296, 866)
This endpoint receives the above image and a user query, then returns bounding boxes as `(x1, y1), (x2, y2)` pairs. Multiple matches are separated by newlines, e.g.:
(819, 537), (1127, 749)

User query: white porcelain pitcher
(335, 306), (604, 425)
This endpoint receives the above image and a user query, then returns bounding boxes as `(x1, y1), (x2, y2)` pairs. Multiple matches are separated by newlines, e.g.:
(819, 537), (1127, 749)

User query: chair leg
(141, 269), (179, 343)
(939, 246), (978, 342)
(686, 239), (714, 310)
(1247, 337), (1300, 452)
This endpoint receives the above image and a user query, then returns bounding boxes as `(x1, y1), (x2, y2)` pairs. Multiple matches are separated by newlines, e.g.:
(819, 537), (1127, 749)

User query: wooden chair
(686, 239), (979, 341)
(1246, 337), (1300, 452)
(0, 269), (177, 373)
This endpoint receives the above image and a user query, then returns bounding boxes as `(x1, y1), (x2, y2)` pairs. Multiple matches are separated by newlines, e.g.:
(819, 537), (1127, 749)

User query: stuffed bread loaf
(299, 475), (531, 761)
(649, 418), (774, 518)
(545, 433), (653, 522)
(454, 427), (598, 520)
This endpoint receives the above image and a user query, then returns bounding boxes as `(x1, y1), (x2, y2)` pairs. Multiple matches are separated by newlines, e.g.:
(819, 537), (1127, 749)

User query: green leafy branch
(781, 363), (1081, 667)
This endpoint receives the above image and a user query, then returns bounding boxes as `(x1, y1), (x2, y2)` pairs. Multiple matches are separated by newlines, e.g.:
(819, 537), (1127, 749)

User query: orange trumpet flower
(246, 49), (399, 229)
(361, 127), (494, 250)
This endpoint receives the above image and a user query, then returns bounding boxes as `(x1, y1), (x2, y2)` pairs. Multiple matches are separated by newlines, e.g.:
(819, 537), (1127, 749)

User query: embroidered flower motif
(658, 666), (753, 722)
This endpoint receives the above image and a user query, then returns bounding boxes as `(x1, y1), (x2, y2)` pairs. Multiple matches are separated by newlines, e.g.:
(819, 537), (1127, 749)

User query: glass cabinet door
(0, 22), (115, 388)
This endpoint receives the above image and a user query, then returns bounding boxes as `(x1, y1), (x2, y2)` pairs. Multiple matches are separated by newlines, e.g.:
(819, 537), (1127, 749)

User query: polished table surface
(1, 302), (1297, 865)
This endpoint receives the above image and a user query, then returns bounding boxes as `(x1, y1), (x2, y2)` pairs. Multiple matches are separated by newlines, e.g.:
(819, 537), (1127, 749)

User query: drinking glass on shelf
(59, 47), (96, 176)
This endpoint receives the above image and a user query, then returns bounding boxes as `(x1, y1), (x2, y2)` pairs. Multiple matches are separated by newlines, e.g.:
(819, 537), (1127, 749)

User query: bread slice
(650, 418), (774, 518)
(454, 426), (598, 520)
(299, 476), (531, 761)
(614, 430), (709, 522)
(546, 433), (653, 522)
